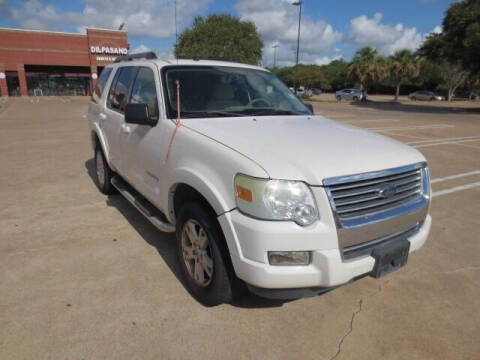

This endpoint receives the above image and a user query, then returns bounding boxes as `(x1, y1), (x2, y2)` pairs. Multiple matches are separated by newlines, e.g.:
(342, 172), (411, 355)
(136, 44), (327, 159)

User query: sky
(0, 0), (456, 67)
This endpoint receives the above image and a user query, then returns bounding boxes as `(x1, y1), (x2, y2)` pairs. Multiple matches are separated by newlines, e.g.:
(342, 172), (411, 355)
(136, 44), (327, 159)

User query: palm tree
(388, 50), (420, 101)
(347, 47), (388, 94)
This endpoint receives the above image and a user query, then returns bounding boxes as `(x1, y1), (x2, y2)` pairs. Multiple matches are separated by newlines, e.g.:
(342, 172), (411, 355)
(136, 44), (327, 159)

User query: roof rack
(114, 52), (157, 63)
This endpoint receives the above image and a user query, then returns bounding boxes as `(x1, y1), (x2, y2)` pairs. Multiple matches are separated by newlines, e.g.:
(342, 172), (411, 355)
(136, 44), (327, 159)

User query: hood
(183, 115), (425, 185)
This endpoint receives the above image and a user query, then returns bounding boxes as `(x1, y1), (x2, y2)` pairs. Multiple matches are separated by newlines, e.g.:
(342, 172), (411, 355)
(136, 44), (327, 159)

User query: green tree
(174, 14), (263, 65)
(347, 47), (388, 92)
(420, 0), (480, 75)
(321, 59), (349, 91)
(288, 65), (326, 89)
(388, 50), (420, 101)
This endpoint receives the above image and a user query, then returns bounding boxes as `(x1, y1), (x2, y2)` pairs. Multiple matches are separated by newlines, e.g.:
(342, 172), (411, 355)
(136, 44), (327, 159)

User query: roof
(0, 27), (126, 36)
(113, 58), (267, 71)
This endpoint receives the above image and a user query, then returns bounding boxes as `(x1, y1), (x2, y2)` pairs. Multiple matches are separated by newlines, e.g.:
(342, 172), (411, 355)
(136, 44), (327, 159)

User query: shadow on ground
(85, 158), (293, 308)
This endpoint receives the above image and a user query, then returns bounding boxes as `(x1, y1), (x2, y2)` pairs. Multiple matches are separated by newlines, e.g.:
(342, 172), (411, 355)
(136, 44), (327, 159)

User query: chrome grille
(324, 163), (428, 225)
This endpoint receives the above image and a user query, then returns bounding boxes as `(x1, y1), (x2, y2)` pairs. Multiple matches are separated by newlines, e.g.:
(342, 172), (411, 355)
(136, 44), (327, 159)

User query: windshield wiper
(250, 109), (309, 116)
(180, 110), (248, 118)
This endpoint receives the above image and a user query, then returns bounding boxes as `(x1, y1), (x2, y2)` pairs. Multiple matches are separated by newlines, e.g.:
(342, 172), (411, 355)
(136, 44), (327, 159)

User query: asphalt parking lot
(1, 96), (479, 359)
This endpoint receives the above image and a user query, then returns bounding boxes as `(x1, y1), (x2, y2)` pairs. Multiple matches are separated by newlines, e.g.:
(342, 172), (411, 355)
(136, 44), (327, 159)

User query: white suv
(89, 53), (431, 306)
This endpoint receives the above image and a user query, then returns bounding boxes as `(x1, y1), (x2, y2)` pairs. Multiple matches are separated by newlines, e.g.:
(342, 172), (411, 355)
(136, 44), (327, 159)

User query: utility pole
(292, 1), (302, 66)
(272, 44), (279, 68)
(174, 0), (178, 60)
(174, 0), (178, 43)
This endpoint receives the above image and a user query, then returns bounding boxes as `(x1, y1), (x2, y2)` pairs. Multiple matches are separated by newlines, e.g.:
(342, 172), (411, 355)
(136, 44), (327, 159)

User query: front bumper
(218, 208), (431, 290)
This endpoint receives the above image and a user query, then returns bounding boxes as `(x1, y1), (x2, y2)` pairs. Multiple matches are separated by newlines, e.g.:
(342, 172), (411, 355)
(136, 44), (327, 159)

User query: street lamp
(272, 44), (279, 68)
(292, 1), (302, 67)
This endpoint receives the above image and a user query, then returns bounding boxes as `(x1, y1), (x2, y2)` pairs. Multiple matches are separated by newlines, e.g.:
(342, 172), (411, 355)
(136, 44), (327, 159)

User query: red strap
(164, 80), (182, 165)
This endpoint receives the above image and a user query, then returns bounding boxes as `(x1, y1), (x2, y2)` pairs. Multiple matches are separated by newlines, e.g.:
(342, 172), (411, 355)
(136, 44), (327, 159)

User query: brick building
(0, 27), (128, 97)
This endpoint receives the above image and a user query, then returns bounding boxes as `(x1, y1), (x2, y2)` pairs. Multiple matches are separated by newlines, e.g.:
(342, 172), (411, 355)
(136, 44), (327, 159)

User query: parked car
(89, 53), (432, 305)
(311, 88), (322, 95)
(453, 91), (479, 101)
(408, 91), (444, 101)
(335, 88), (365, 101)
(294, 86), (312, 97)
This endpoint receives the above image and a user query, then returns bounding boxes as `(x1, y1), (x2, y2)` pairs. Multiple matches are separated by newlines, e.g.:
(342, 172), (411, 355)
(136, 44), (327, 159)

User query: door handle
(121, 124), (131, 134)
(99, 113), (107, 120)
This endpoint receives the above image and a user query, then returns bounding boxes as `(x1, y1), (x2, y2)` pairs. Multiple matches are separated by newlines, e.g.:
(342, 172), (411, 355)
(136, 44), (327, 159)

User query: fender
(167, 166), (235, 223)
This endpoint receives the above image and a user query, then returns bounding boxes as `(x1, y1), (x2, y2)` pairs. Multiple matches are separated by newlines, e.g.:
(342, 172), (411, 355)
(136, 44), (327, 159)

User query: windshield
(162, 66), (311, 118)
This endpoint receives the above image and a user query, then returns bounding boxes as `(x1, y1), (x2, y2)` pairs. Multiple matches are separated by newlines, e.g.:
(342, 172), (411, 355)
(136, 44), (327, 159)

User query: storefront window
(25, 66), (92, 96)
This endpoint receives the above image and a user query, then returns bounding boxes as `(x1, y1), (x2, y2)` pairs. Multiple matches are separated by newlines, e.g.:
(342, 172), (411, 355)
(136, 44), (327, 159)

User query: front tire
(94, 146), (115, 195)
(176, 202), (233, 306)
(336, 95), (341, 101)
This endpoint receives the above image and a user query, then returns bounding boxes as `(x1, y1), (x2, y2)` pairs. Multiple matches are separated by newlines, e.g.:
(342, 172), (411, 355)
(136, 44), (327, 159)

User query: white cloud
(8, 0), (213, 39)
(432, 25), (442, 34)
(348, 13), (441, 55)
(130, 44), (151, 54)
(236, 0), (343, 66)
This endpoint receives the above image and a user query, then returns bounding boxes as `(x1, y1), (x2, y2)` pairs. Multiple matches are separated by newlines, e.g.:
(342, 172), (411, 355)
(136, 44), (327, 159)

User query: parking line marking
(366, 124), (454, 131)
(432, 181), (480, 197)
(345, 119), (400, 124)
(381, 131), (429, 140)
(431, 170), (480, 184)
(414, 139), (480, 148)
(407, 135), (480, 145)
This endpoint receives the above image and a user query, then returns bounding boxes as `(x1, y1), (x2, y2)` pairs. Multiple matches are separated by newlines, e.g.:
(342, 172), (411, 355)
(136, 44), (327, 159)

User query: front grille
(324, 163), (427, 225)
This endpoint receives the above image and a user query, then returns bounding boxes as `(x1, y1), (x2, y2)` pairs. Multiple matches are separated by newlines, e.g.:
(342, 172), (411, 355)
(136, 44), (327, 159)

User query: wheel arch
(167, 168), (234, 224)
(90, 127), (112, 166)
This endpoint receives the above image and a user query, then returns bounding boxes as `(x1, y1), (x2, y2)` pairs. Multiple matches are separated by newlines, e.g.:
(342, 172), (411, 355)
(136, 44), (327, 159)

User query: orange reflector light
(236, 185), (253, 202)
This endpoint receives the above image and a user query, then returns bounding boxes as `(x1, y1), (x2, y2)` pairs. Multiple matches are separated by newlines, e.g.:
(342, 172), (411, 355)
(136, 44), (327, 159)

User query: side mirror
(125, 103), (157, 126)
(304, 103), (314, 115)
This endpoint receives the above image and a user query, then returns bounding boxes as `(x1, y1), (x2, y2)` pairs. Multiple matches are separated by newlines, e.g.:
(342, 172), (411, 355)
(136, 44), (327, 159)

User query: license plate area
(370, 239), (410, 278)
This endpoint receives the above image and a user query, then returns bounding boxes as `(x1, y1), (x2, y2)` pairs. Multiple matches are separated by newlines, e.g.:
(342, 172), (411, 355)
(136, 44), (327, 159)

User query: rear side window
(129, 67), (159, 119)
(92, 68), (112, 102)
(108, 67), (135, 113)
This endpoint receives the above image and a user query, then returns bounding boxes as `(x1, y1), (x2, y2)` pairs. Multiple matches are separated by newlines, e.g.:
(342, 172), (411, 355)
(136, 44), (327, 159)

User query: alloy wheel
(96, 150), (105, 187)
(181, 219), (214, 287)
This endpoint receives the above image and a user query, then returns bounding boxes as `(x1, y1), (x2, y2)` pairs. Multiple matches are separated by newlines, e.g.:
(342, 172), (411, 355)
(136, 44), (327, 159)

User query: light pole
(292, 1), (302, 67)
(272, 44), (279, 68)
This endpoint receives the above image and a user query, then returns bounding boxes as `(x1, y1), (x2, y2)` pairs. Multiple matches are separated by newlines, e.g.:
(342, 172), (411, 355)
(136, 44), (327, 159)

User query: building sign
(90, 46), (128, 55)
(95, 56), (118, 62)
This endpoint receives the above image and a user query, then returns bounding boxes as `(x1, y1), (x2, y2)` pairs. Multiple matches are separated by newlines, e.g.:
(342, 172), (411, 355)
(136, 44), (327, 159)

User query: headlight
(234, 174), (319, 226)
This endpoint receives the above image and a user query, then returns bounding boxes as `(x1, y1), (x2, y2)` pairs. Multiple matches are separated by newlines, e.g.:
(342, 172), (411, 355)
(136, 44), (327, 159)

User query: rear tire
(336, 95), (341, 101)
(94, 146), (115, 195)
(353, 96), (359, 101)
(176, 202), (233, 306)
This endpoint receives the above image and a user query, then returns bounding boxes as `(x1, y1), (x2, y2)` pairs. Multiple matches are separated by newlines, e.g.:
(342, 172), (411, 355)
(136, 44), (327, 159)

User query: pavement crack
(328, 299), (363, 360)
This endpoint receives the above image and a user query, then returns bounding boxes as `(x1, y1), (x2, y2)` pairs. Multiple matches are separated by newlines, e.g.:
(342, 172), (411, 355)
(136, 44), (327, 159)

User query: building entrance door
(6, 72), (20, 96)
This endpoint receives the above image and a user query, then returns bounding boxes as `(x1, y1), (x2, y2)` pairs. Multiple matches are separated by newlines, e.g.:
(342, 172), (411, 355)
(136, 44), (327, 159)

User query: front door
(120, 65), (164, 203)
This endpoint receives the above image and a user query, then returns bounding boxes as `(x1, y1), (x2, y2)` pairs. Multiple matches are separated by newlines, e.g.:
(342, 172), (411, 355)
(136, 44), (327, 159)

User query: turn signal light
(236, 185), (253, 202)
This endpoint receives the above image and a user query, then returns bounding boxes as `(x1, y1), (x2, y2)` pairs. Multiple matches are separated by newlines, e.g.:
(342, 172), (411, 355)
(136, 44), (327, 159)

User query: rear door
(120, 65), (164, 202)
(103, 66), (136, 173)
